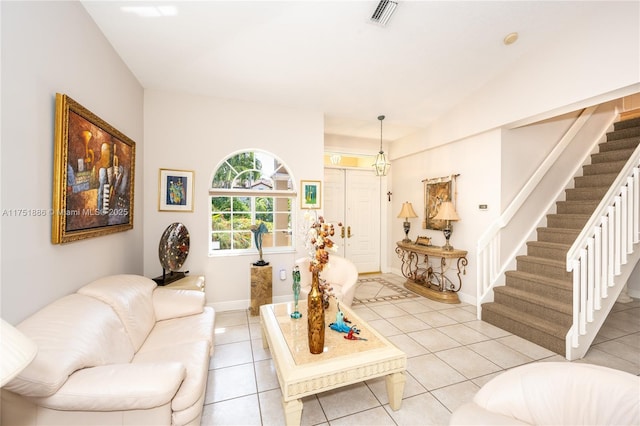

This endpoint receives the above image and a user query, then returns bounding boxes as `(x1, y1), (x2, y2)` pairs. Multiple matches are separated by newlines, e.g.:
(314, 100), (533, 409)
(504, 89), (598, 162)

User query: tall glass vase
(307, 269), (325, 354)
(291, 266), (302, 319)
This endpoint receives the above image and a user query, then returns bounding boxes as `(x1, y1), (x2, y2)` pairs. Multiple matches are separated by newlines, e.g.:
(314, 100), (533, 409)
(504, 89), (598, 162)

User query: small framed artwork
(159, 169), (194, 212)
(52, 93), (136, 244)
(300, 180), (321, 209)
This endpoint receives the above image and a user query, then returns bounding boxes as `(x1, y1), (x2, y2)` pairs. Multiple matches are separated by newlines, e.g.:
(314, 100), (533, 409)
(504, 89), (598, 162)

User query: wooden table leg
(385, 371), (406, 411)
(282, 398), (303, 426)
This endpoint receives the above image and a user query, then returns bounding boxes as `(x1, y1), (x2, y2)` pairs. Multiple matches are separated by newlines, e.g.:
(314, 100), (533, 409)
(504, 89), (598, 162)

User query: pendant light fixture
(373, 115), (391, 176)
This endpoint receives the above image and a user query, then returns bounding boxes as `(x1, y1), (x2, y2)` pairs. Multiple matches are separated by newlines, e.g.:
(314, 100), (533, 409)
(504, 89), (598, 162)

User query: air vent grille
(371, 0), (398, 26)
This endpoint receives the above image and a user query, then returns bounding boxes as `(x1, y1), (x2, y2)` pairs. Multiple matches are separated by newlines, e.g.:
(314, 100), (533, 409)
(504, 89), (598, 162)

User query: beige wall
(1, 1), (145, 323)
(142, 90), (324, 311)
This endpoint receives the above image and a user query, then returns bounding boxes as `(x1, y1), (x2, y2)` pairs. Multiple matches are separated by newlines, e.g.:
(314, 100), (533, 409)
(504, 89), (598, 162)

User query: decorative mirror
(154, 222), (190, 285)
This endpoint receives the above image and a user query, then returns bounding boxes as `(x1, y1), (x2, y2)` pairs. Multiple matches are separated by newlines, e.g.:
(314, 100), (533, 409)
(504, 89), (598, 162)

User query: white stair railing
(565, 146), (640, 360)
(476, 105), (603, 317)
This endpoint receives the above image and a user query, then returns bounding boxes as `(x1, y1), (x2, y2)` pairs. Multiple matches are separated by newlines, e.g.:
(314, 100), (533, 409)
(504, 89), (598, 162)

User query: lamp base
(442, 226), (453, 251)
(402, 220), (411, 243)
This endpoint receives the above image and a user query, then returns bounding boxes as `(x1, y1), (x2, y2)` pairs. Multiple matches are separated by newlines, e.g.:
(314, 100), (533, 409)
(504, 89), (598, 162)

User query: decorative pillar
(250, 265), (272, 316)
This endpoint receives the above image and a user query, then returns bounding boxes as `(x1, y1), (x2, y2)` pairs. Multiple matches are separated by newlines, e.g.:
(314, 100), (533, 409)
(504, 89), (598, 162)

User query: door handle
(341, 226), (345, 239)
(347, 226), (352, 238)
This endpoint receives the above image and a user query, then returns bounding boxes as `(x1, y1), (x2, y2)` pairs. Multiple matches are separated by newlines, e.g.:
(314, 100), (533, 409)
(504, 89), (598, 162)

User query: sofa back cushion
(78, 274), (156, 352)
(5, 294), (134, 397)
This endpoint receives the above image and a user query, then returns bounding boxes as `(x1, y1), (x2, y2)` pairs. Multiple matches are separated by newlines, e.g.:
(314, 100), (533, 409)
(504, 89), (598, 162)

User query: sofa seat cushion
(5, 294), (134, 398)
(78, 274), (157, 351)
(30, 362), (186, 411)
(134, 340), (210, 413)
(141, 307), (215, 355)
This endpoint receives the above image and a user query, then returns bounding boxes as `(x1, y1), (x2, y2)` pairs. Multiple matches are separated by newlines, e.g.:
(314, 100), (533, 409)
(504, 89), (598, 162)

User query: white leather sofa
(296, 255), (359, 307)
(1, 274), (215, 426)
(450, 362), (640, 425)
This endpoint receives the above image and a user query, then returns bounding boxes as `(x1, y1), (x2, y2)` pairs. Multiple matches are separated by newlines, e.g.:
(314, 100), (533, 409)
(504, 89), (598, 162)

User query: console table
(395, 241), (467, 304)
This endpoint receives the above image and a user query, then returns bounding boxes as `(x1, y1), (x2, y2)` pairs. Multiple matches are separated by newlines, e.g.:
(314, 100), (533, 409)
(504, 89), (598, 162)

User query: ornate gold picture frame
(52, 93), (136, 243)
(423, 175), (455, 231)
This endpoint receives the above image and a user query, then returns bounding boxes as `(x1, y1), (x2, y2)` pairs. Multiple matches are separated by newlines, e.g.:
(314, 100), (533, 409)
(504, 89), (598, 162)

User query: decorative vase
(307, 270), (325, 354)
(291, 266), (302, 319)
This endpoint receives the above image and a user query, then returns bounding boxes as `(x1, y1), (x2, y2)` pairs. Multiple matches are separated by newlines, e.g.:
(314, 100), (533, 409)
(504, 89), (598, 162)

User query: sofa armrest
(33, 362), (186, 411)
(153, 287), (205, 321)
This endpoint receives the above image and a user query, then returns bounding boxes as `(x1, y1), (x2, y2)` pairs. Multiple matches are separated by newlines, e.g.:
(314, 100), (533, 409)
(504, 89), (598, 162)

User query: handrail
(476, 106), (602, 314)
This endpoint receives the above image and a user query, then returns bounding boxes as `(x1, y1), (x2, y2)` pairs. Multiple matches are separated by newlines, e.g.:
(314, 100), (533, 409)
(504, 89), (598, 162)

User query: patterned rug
(352, 276), (419, 305)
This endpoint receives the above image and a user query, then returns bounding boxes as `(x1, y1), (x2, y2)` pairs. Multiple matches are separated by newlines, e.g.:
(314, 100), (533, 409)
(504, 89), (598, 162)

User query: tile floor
(201, 273), (640, 426)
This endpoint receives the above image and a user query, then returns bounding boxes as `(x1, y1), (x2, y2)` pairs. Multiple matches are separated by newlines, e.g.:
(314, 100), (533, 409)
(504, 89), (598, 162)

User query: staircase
(481, 116), (640, 355)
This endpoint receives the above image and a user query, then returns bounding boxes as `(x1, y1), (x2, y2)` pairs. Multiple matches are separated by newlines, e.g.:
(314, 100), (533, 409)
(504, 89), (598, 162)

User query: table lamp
(1, 318), (37, 387)
(397, 201), (418, 242)
(433, 201), (460, 250)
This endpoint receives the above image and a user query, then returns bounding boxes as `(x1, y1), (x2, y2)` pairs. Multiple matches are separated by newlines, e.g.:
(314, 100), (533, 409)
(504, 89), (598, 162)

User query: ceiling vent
(370, 0), (398, 26)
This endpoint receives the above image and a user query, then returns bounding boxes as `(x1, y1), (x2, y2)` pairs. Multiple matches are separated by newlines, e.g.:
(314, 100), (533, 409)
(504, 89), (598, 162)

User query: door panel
(324, 168), (381, 273)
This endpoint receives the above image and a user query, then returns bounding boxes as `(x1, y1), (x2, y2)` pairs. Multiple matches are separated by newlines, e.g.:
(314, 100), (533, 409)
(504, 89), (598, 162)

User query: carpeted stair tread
(614, 116), (640, 131)
(556, 200), (599, 214)
(516, 255), (572, 281)
(574, 173), (618, 188)
(605, 127), (640, 142)
(481, 303), (568, 353)
(590, 148), (636, 164)
(505, 270), (572, 292)
(536, 227), (580, 244)
(493, 286), (572, 316)
(565, 186), (608, 201)
(583, 160), (627, 175)
(526, 241), (570, 260)
(546, 213), (590, 229)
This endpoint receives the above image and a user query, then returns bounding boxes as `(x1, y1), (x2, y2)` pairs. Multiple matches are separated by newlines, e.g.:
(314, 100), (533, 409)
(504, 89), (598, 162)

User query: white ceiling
(81, 1), (613, 141)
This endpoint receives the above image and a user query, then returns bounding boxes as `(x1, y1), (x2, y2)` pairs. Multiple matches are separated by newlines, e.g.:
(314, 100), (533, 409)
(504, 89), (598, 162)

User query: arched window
(209, 150), (296, 255)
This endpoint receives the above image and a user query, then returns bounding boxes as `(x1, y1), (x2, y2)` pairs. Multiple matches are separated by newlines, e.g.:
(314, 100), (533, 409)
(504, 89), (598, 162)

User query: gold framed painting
(423, 175), (453, 231)
(52, 93), (136, 244)
(158, 169), (194, 212)
(300, 180), (321, 209)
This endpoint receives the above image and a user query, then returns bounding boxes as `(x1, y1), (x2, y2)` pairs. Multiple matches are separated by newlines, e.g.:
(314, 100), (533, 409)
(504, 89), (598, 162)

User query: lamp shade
(1, 319), (37, 387)
(397, 202), (418, 219)
(433, 201), (460, 221)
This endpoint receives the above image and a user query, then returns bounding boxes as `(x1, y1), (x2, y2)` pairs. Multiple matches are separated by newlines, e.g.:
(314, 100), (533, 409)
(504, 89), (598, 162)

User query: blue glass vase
(291, 266), (302, 319)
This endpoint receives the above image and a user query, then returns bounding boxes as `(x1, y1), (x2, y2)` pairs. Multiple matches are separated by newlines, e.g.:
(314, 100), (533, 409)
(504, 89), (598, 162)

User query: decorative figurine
(251, 222), (269, 266)
(344, 326), (367, 341)
(329, 309), (352, 333)
(291, 265), (302, 319)
(329, 304), (359, 334)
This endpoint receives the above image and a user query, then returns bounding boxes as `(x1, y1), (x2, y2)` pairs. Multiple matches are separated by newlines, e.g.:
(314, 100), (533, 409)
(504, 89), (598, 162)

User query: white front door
(324, 168), (381, 273)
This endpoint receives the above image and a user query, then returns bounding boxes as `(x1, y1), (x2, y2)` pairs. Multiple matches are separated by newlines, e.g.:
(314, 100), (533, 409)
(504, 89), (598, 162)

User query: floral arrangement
(302, 212), (342, 305)
(302, 212), (339, 271)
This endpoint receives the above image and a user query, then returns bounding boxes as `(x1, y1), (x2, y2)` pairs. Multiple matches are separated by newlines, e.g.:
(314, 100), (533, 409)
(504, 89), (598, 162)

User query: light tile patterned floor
(202, 273), (640, 426)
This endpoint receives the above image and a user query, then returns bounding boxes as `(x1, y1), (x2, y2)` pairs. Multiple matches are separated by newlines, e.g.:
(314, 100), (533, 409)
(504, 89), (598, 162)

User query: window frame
(209, 150), (296, 257)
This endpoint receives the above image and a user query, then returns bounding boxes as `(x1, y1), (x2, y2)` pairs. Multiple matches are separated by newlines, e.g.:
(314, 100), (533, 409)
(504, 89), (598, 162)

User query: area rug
(351, 276), (419, 305)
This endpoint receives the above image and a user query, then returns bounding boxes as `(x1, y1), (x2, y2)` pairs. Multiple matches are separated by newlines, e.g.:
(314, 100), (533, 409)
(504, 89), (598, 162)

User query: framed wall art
(159, 169), (194, 212)
(52, 93), (136, 244)
(423, 174), (458, 230)
(300, 180), (321, 209)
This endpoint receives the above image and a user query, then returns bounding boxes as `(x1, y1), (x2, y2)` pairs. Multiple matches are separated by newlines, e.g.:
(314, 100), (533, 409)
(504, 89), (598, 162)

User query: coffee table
(260, 300), (407, 426)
